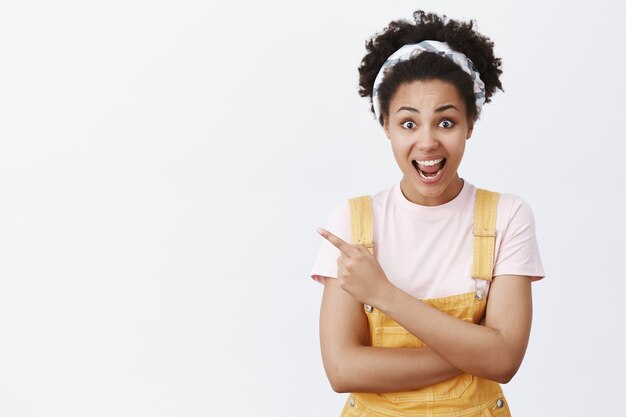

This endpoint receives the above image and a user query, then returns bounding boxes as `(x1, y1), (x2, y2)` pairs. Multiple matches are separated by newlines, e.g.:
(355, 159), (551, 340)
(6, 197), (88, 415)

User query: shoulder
(324, 200), (350, 234)
(487, 190), (545, 280)
(471, 185), (539, 236)
(471, 184), (535, 222)
(495, 192), (537, 227)
(337, 185), (396, 214)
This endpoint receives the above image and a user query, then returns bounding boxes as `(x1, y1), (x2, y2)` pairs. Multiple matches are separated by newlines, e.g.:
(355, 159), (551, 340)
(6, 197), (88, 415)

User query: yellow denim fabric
(341, 190), (511, 417)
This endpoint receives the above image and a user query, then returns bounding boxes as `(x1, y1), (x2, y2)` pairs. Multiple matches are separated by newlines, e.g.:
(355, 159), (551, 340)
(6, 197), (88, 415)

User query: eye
(401, 120), (417, 130)
(438, 119), (454, 129)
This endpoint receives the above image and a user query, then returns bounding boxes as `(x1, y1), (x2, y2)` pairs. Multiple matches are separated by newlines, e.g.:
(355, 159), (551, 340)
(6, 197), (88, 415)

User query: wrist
(375, 281), (403, 314)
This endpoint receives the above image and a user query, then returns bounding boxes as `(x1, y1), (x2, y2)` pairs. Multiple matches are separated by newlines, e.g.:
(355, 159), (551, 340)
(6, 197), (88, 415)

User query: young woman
(310, 11), (545, 417)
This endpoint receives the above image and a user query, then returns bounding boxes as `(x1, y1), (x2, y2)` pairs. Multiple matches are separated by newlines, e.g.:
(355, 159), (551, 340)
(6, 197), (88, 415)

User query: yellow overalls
(341, 189), (511, 417)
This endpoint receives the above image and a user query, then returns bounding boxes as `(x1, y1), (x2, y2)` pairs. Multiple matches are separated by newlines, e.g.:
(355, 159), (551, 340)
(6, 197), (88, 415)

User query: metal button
(364, 304), (373, 313)
(496, 398), (504, 408)
(349, 397), (355, 407)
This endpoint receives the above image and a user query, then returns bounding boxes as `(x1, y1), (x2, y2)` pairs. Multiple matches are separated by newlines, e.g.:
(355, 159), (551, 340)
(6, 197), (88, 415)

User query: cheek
(448, 138), (467, 161)
(389, 140), (412, 164)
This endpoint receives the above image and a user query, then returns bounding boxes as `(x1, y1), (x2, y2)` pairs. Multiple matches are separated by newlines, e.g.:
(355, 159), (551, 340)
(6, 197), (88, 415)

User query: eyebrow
(396, 104), (460, 113)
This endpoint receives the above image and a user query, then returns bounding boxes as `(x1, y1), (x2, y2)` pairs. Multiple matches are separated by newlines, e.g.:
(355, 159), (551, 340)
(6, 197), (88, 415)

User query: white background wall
(1, 1), (624, 416)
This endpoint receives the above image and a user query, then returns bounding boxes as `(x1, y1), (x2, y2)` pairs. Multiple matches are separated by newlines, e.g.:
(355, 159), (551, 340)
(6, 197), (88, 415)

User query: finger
(355, 244), (370, 253)
(317, 228), (356, 256)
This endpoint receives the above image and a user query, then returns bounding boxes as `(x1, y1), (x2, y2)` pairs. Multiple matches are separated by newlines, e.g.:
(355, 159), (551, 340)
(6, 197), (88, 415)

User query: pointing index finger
(317, 228), (355, 256)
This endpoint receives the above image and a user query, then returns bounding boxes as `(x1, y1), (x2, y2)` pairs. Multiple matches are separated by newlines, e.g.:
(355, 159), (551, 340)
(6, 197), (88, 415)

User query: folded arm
(376, 274), (533, 384)
(319, 278), (462, 393)
(319, 229), (532, 383)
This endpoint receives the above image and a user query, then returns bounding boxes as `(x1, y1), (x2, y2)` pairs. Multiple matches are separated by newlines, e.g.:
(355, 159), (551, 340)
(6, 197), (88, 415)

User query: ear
(383, 118), (391, 140)
(466, 120), (474, 141)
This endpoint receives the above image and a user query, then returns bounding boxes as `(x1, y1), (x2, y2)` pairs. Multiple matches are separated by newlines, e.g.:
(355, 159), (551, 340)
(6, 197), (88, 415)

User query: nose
(415, 126), (439, 152)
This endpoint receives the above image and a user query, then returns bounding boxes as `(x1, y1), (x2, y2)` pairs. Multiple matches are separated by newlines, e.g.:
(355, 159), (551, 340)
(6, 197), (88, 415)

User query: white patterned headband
(372, 40), (486, 123)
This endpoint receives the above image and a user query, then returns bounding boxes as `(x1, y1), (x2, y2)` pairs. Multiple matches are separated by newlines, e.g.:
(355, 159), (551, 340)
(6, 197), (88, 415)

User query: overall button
(364, 304), (373, 313)
(349, 397), (355, 407)
(496, 398), (504, 408)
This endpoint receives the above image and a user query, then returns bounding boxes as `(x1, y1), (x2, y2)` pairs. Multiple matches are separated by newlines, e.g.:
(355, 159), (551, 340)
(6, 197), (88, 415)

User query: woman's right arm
(319, 278), (462, 393)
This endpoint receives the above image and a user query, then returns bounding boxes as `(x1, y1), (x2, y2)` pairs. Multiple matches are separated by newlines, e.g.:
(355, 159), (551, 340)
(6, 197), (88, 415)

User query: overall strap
(348, 195), (375, 314)
(348, 195), (374, 255)
(472, 188), (500, 282)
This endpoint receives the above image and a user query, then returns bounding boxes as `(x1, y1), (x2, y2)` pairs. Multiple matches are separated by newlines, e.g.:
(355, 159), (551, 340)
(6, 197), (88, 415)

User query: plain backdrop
(1, 1), (625, 416)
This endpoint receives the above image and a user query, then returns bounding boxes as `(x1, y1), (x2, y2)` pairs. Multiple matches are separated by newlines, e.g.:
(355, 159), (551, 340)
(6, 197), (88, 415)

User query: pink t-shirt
(310, 180), (545, 299)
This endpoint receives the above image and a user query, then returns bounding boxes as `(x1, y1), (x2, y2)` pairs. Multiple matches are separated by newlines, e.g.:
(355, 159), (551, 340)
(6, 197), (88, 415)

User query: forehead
(389, 79), (465, 112)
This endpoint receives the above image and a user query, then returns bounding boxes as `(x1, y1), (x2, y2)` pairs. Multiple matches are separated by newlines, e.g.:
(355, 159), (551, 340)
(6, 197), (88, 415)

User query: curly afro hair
(359, 10), (503, 125)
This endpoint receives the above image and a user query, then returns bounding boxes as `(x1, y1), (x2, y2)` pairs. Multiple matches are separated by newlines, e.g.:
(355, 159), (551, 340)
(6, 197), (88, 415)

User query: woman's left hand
(317, 227), (394, 307)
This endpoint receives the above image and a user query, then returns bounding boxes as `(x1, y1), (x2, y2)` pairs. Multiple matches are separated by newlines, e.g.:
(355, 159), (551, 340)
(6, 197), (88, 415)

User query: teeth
(415, 158), (443, 167)
(418, 168), (443, 180)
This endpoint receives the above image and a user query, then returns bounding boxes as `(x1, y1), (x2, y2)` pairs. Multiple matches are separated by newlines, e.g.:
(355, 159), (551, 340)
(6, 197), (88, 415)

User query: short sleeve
(492, 197), (545, 280)
(310, 201), (352, 284)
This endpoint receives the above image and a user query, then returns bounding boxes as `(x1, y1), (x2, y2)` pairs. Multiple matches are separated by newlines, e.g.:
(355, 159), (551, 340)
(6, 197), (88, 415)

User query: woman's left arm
(318, 228), (533, 384)
(378, 274), (532, 384)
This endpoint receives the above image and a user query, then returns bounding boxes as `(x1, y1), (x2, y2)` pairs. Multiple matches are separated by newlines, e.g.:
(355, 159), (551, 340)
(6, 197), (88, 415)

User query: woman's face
(383, 79), (474, 206)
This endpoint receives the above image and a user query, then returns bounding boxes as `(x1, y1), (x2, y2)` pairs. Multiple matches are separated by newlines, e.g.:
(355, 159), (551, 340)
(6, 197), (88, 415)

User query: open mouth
(412, 158), (447, 180)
